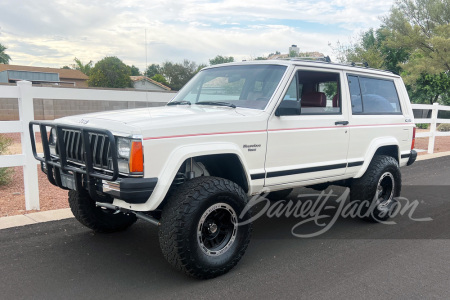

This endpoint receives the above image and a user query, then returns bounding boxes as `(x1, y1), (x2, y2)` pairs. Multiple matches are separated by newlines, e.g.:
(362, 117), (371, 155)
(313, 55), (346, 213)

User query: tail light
(411, 127), (416, 150)
(129, 141), (144, 173)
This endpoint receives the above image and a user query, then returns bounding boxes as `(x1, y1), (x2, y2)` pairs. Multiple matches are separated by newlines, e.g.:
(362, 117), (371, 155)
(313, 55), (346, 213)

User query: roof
(130, 76), (171, 91)
(0, 64), (88, 80)
(204, 59), (398, 78)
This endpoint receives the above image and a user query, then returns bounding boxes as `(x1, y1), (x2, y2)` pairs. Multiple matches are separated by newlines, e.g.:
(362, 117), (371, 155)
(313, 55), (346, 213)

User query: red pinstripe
(143, 123), (412, 140)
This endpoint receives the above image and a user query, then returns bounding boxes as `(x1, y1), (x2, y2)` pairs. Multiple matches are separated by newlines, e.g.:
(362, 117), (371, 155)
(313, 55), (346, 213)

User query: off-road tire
(266, 188), (293, 201)
(68, 190), (137, 233)
(350, 155), (401, 222)
(159, 176), (252, 279)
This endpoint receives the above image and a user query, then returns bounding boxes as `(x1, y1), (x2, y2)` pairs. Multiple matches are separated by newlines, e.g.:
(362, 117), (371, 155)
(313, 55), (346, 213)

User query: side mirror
(275, 107), (281, 117)
(275, 102), (301, 116)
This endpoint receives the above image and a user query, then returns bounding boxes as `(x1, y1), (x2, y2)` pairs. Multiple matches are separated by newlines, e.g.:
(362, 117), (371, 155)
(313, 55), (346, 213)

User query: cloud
(0, 0), (394, 71)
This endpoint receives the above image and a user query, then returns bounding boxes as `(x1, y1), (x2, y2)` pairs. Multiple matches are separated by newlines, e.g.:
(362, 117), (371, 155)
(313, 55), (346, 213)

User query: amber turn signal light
(129, 141), (144, 173)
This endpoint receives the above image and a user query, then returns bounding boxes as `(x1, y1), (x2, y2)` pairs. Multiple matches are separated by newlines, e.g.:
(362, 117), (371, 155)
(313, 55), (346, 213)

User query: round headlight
(117, 138), (131, 159)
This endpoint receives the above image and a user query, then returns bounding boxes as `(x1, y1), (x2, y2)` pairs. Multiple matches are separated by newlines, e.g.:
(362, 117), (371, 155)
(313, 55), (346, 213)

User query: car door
(264, 67), (350, 187)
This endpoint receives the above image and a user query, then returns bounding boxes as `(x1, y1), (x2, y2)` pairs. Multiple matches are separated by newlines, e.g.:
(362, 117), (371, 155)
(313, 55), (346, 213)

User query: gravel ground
(0, 133), (67, 217)
(415, 128), (450, 154)
(1, 129), (450, 217)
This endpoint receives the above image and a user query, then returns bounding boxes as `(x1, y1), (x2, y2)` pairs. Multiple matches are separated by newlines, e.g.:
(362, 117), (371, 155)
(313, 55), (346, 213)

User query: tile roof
(0, 64), (88, 80)
(130, 76), (171, 91)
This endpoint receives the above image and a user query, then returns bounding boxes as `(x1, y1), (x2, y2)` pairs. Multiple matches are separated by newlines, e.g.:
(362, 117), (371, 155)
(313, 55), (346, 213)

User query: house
(0, 64), (88, 87)
(130, 76), (171, 91)
(267, 45), (325, 60)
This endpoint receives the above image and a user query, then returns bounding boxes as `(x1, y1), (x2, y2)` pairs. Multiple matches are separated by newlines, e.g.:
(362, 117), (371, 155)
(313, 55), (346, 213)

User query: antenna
(145, 29), (149, 110)
(145, 29), (148, 74)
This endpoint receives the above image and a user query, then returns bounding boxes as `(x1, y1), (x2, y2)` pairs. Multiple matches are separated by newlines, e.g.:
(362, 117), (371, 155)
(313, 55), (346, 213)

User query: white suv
(30, 59), (417, 279)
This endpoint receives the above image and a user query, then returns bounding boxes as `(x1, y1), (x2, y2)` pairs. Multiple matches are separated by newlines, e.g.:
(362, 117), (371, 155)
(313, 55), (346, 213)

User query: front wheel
(68, 190), (137, 233)
(158, 176), (252, 279)
(350, 155), (401, 222)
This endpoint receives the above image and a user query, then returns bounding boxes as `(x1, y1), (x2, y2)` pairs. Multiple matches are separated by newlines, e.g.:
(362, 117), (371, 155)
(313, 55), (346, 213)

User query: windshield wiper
(167, 100), (191, 106)
(196, 101), (236, 108)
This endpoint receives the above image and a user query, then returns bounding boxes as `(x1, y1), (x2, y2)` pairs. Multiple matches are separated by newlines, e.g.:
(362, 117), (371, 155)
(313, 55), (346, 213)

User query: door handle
(335, 121), (349, 126)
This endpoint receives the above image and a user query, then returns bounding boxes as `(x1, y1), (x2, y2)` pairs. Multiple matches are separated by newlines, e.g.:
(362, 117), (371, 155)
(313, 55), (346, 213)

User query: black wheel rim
(376, 172), (395, 210)
(197, 203), (238, 256)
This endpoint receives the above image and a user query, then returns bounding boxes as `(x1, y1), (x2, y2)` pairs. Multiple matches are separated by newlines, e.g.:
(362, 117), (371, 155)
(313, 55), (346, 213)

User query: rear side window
(347, 75), (402, 114)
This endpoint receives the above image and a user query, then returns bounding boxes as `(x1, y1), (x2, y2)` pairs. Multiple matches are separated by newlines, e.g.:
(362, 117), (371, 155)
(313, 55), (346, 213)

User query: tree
(289, 50), (298, 57)
(409, 72), (450, 104)
(0, 43), (11, 64)
(151, 74), (170, 87)
(161, 60), (205, 90)
(209, 55), (234, 65)
(61, 65), (71, 69)
(330, 28), (409, 73)
(73, 57), (93, 76)
(330, 0), (450, 105)
(381, 0), (450, 104)
(87, 56), (133, 88)
(129, 65), (140, 76)
(383, 0), (450, 82)
(144, 64), (161, 78)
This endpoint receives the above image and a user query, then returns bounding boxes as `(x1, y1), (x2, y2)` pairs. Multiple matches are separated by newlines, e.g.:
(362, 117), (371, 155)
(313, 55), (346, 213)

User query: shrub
(0, 134), (13, 186)
(437, 123), (450, 132)
(416, 123), (429, 129)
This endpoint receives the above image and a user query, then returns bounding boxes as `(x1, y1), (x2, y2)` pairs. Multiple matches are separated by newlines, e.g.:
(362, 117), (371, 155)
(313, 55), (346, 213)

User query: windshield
(170, 64), (287, 110)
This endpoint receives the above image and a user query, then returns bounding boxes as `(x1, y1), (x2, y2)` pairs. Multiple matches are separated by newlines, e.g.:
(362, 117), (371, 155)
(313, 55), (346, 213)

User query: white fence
(0, 81), (173, 211)
(412, 103), (450, 154)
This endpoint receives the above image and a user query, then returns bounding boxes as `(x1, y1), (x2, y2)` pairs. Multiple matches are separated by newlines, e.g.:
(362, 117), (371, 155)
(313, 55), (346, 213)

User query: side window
(277, 74), (301, 116)
(298, 70), (341, 114)
(348, 75), (402, 114)
(278, 70), (341, 115)
(282, 75), (300, 101)
(348, 75), (363, 113)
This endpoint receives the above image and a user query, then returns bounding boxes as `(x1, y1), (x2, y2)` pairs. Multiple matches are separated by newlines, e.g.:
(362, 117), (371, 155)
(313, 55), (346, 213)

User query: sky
(0, 0), (394, 72)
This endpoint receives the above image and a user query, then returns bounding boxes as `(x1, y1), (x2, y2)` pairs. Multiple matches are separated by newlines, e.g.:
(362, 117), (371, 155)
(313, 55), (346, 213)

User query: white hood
(56, 105), (268, 138)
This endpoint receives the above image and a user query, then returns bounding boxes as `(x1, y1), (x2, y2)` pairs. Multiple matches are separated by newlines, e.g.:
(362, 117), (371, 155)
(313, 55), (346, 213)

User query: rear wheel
(68, 190), (137, 233)
(350, 155), (401, 222)
(159, 176), (252, 279)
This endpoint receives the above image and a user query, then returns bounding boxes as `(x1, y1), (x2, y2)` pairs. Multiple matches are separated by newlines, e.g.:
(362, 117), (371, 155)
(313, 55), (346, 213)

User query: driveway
(1, 156), (449, 299)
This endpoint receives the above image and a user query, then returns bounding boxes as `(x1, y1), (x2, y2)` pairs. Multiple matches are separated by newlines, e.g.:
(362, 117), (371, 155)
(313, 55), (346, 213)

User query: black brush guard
(29, 121), (119, 201)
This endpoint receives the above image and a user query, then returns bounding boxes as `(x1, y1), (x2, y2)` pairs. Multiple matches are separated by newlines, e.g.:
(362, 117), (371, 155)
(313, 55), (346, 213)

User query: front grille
(60, 129), (113, 171)
(30, 121), (119, 183)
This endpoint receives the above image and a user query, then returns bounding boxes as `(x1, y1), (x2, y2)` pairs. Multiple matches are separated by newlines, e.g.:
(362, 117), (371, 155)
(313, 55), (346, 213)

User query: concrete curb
(417, 151), (450, 161)
(0, 208), (73, 230)
(0, 151), (448, 230)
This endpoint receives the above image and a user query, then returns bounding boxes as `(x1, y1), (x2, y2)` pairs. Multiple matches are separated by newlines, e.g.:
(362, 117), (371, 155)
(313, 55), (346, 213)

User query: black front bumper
(102, 177), (158, 204)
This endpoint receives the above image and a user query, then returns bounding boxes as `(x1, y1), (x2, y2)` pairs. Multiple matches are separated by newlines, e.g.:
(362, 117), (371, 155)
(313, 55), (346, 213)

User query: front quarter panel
(113, 133), (267, 211)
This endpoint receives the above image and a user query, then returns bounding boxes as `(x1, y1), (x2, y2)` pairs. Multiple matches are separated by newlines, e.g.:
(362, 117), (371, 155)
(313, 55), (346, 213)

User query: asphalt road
(1, 157), (449, 299)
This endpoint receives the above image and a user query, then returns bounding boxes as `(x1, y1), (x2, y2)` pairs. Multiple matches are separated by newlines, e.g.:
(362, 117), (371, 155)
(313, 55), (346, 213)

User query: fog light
(118, 159), (129, 173)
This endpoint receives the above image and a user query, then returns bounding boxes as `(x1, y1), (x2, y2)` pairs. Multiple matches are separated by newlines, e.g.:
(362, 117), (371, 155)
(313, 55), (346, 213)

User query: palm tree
(0, 43), (11, 64)
(72, 57), (93, 76)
